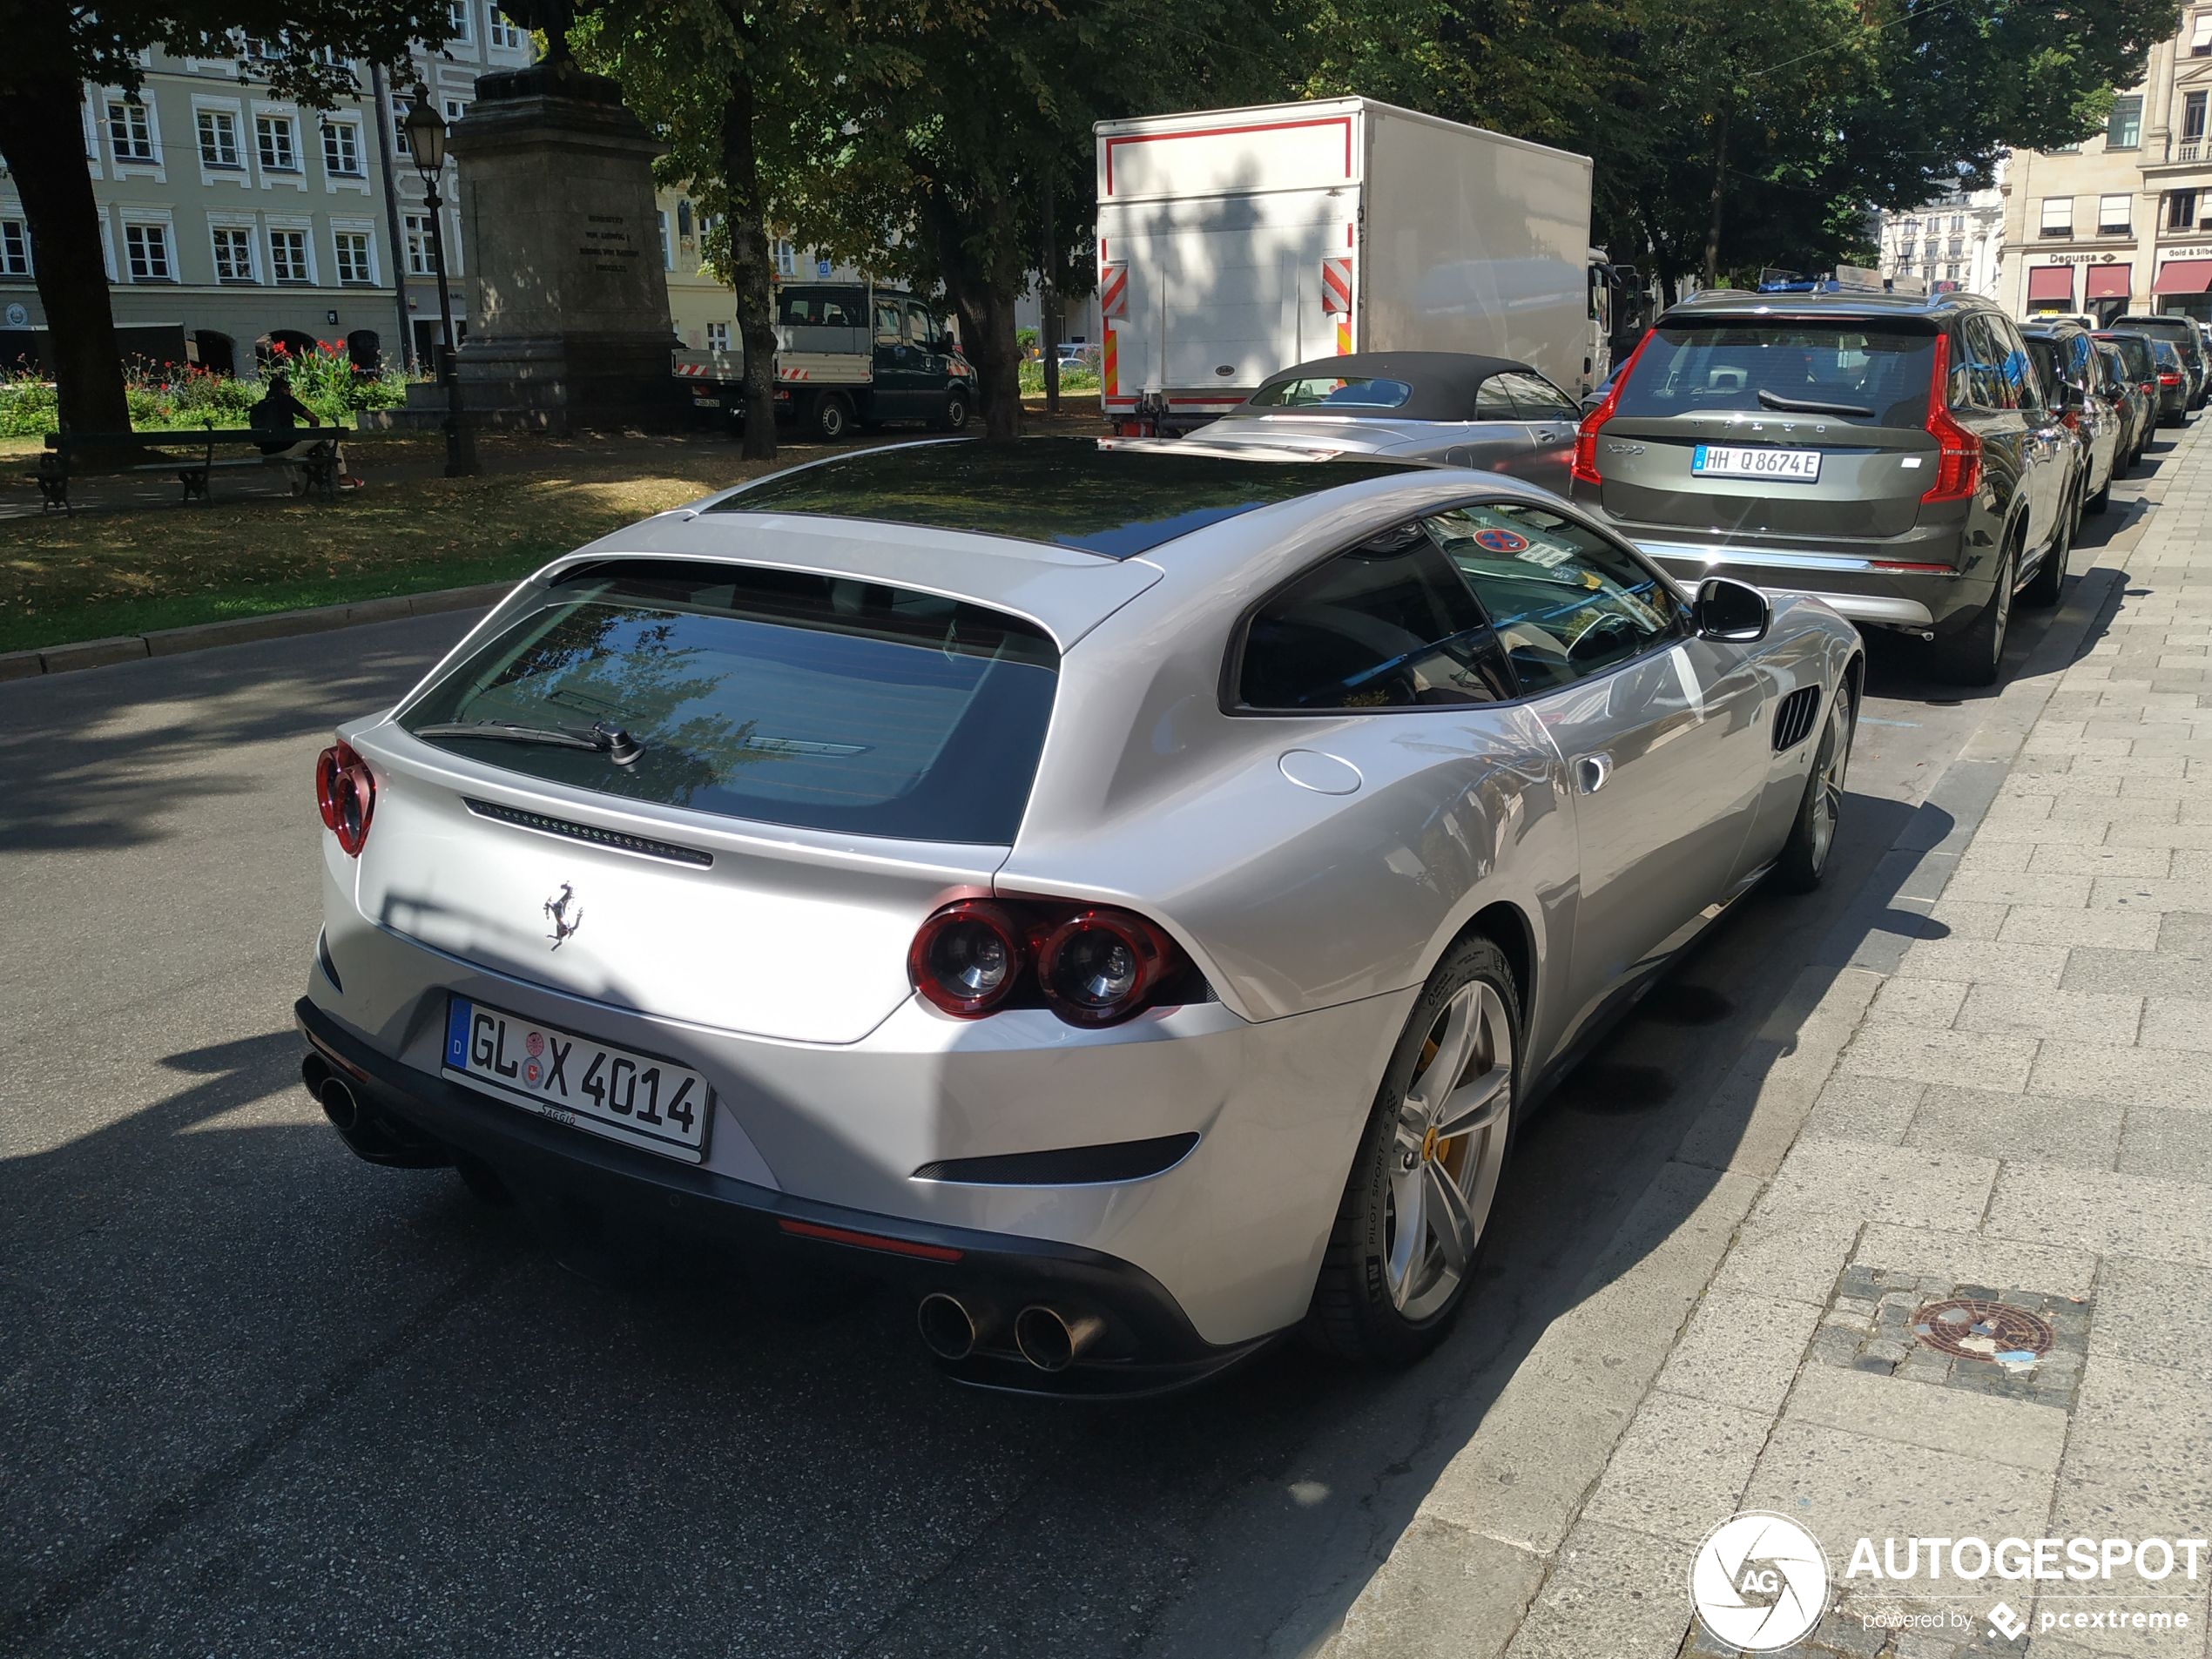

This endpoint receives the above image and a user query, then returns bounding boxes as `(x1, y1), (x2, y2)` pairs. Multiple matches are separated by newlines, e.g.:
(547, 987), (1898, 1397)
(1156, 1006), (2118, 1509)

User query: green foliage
(0, 345), (414, 437)
(1018, 361), (1101, 395)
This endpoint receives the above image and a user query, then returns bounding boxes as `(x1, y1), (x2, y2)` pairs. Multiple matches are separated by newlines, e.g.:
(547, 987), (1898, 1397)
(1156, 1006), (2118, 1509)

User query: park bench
(34, 427), (341, 513)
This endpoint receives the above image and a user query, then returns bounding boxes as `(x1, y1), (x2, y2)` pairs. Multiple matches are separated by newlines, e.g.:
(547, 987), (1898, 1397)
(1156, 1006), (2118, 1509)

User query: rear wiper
(1757, 388), (1874, 417)
(413, 719), (644, 765)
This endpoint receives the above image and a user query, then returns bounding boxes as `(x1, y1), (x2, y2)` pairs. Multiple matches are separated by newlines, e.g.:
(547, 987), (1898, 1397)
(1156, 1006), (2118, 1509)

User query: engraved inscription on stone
(578, 213), (640, 276)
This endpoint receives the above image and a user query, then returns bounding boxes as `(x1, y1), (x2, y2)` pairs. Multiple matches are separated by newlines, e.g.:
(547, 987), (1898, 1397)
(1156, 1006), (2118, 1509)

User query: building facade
(0, 8), (533, 381)
(1875, 167), (2006, 300)
(2002, 6), (2212, 324)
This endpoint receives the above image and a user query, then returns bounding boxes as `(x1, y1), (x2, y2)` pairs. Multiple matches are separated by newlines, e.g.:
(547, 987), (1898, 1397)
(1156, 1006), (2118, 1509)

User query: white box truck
(1093, 97), (1613, 433)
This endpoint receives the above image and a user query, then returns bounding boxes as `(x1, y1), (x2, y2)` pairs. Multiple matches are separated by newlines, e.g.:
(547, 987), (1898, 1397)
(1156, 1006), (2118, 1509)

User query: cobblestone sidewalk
(1337, 415), (2212, 1659)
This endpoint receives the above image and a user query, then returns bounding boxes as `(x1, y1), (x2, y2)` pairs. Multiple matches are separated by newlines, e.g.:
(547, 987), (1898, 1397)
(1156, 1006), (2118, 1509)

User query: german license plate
(443, 996), (711, 1163)
(1692, 443), (1822, 482)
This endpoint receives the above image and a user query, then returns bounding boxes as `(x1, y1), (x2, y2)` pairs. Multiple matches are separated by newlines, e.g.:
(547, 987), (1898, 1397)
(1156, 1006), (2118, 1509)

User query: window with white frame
(447, 0), (473, 41)
(269, 226), (310, 282)
(2193, 10), (2212, 54)
(2099, 192), (2133, 235)
(0, 219), (30, 278)
(402, 212), (435, 275)
(489, 6), (524, 49)
(442, 97), (467, 125)
(197, 107), (241, 168)
(211, 224), (256, 281)
(321, 119), (363, 177)
(123, 221), (172, 280)
(256, 113), (298, 172)
(107, 99), (155, 162)
(2040, 197), (2074, 239)
(773, 237), (795, 276)
(334, 228), (374, 284)
(658, 211), (671, 269)
(705, 321), (730, 350)
(391, 96), (412, 155)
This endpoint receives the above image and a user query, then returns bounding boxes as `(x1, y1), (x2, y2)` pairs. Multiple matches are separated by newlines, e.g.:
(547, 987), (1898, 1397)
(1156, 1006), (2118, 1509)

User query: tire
(934, 389), (971, 433)
(1932, 533), (2015, 687)
(1306, 936), (1520, 1366)
(2088, 467), (2112, 514)
(1773, 683), (1854, 894)
(811, 393), (853, 442)
(2022, 490), (2069, 609)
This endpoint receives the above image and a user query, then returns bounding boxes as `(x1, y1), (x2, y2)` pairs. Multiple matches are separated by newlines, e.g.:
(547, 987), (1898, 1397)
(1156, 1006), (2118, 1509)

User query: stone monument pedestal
(430, 65), (688, 433)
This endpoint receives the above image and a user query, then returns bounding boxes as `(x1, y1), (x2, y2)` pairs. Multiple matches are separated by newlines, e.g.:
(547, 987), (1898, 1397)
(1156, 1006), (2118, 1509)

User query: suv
(2020, 320), (2120, 516)
(1569, 289), (2071, 685)
(2109, 314), (2209, 410)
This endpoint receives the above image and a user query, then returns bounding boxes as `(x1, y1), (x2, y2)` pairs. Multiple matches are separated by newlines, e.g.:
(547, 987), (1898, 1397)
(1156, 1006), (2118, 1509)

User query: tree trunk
(1702, 102), (1732, 291)
(0, 68), (131, 434)
(1040, 173), (1059, 417)
(718, 67), (778, 461)
(921, 184), (1022, 439)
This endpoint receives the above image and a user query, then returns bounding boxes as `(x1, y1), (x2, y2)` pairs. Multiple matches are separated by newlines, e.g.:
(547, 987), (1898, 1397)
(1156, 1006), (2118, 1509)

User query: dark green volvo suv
(1570, 289), (2073, 685)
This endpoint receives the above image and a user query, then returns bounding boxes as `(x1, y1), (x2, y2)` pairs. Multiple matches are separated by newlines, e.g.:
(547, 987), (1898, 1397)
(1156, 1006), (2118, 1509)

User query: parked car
(298, 438), (1862, 1393)
(2146, 338), (2192, 426)
(1197, 352), (1581, 492)
(2094, 329), (2162, 448)
(2093, 339), (2153, 479)
(2020, 320), (2118, 516)
(1569, 287), (2070, 685)
(2109, 314), (2209, 411)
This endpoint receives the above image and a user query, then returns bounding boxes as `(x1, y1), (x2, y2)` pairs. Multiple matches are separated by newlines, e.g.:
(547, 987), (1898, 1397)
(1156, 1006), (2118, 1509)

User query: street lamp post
(403, 85), (477, 477)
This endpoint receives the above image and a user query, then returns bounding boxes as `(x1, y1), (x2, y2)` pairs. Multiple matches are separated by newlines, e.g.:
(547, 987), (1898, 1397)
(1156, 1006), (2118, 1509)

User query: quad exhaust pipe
(916, 1294), (1105, 1372)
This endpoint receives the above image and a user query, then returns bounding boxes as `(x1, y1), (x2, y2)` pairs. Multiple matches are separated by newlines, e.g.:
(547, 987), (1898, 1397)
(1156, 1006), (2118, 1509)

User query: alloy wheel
(1807, 697), (1851, 873)
(1385, 980), (1513, 1320)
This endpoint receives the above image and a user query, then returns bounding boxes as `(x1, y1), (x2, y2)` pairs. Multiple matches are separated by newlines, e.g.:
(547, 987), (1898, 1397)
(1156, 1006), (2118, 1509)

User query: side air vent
(1772, 686), (1822, 753)
(913, 1133), (1201, 1187)
(462, 798), (714, 867)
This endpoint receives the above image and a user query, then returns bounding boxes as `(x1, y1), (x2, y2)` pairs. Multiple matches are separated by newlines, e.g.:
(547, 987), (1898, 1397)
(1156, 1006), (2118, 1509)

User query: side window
(1427, 502), (1685, 693)
(906, 301), (936, 347)
(1959, 316), (2013, 410)
(1497, 371), (1580, 421)
(1237, 523), (1515, 711)
(1474, 375), (1520, 419)
(873, 300), (903, 346)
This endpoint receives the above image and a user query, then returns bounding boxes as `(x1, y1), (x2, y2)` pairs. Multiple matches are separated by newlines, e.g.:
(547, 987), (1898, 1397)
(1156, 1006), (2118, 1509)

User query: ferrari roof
(1231, 351), (1535, 422)
(706, 437), (1421, 558)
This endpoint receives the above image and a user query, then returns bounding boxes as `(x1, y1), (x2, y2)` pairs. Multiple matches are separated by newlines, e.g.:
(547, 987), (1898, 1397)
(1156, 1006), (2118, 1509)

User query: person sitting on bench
(250, 374), (360, 487)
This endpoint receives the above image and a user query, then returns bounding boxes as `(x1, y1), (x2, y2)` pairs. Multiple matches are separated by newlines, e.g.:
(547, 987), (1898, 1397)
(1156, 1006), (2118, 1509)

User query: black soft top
(1231, 351), (1534, 421)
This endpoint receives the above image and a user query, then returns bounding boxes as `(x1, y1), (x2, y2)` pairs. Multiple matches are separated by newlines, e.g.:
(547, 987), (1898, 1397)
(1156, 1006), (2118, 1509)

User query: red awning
(2154, 259), (2212, 295)
(2087, 264), (2132, 300)
(2027, 266), (2075, 302)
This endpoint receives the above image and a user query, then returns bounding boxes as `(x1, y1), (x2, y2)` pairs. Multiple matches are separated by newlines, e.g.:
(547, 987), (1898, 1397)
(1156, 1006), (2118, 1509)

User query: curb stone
(0, 581), (514, 680)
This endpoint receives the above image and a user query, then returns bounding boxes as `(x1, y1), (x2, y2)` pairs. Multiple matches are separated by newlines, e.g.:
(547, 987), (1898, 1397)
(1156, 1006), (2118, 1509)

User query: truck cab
(673, 283), (974, 441)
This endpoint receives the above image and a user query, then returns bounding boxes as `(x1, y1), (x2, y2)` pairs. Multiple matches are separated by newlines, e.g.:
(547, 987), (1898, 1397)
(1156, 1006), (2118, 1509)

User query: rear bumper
(296, 996), (1267, 1396)
(1630, 539), (1983, 631)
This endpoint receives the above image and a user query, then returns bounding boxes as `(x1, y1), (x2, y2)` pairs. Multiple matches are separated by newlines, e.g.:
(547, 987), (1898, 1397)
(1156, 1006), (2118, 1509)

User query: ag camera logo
(1690, 1511), (1831, 1651)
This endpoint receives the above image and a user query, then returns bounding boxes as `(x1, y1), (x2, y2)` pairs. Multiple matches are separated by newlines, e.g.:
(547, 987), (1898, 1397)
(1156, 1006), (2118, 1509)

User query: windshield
(1245, 376), (1414, 411)
(1615, 320), (1938, 427)
(401, 562), (1058, 843)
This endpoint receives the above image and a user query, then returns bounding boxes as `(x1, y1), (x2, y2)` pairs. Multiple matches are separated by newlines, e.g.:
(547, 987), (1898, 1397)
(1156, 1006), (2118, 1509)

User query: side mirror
(1695, 577), (1771, 644)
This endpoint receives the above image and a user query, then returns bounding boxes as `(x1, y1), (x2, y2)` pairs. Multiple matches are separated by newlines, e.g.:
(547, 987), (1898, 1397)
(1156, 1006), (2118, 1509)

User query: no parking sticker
(1471, 527), (1530, 554)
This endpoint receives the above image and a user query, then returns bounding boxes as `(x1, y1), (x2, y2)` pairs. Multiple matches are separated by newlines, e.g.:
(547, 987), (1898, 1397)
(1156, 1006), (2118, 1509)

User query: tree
(574, 1), (851, 461)
(772, 0), (1294, 439)
(0, 2), (450, 434)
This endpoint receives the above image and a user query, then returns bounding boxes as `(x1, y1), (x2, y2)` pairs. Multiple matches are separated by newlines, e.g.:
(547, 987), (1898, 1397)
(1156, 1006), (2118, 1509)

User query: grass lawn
(1, 406), (1104, 655)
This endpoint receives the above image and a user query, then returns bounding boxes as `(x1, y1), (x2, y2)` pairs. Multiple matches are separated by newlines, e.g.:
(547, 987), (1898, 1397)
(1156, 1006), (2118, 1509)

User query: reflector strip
(777, 1218), (964, 1262)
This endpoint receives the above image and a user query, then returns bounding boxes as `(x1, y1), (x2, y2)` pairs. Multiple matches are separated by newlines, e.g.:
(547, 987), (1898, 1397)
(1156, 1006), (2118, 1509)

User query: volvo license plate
(1692, 443), (1822, 482)
(443, 997), (712, 1163)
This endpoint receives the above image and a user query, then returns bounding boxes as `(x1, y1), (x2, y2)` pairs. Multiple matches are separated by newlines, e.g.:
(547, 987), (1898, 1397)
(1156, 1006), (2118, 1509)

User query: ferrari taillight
(315, 740), (375, 857)
(907, 897), (1204, 1027)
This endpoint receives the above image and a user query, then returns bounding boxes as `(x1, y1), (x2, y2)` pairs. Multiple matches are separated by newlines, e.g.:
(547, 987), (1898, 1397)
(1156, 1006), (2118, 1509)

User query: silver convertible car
(297, 439), (1861, 1394)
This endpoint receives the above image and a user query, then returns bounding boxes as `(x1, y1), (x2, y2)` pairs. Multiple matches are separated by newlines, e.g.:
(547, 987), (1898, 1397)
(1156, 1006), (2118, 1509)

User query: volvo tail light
(2161, 370), (2183, 388)
(907, 897), (1204, 1028)
(1920, 335), (1983, 505)
(1570, 330), (1653, 488)
(315, 741), (375, 857)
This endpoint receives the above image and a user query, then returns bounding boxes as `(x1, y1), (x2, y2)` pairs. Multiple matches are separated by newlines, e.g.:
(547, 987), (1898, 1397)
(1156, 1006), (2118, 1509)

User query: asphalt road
(0, 455), (2161, 1658)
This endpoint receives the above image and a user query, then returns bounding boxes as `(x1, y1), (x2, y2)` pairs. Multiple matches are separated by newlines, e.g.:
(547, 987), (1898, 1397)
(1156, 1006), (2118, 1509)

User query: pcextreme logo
(1689, 1512), (1831, 1651)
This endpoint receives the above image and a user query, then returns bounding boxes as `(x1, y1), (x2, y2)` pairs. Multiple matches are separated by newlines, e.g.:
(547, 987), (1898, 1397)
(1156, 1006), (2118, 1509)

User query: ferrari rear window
(400, 561), (1058, 844)
(1246, 375), (1414, 410)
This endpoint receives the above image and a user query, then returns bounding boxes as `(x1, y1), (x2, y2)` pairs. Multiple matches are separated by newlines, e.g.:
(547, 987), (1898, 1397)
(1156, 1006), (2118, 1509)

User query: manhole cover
(1912, 1298), (2054, 1364)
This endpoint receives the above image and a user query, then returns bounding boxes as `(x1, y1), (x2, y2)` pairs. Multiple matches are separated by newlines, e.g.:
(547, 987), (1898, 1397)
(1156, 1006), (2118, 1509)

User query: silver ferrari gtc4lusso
(298, 438), (1861, 1395)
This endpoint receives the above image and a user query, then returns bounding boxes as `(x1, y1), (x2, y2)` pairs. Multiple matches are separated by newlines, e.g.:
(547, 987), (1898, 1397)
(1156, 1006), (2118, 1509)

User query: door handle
(1576, 753), (1613, 794)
